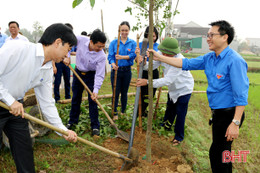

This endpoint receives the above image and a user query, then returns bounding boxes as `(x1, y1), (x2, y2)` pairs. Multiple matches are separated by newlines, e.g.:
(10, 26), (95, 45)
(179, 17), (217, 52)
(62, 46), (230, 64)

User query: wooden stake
(112, 26), (121, 118)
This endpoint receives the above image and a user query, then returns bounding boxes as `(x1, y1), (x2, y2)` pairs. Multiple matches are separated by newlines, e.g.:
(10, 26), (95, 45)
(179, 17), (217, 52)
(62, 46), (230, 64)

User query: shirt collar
(218, 46), (230, 59)
(36, 43), (44, 57)
(10, 33), (22, 40)
(84, 39), (92, 52)
(36, 43), (52, 69)
(120, 37), (130, 44)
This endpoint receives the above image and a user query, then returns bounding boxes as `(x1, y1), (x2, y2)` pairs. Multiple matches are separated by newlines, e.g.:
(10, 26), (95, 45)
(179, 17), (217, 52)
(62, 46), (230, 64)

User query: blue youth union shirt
(107, 37), (136, 67)
(182, 46), (249, 109)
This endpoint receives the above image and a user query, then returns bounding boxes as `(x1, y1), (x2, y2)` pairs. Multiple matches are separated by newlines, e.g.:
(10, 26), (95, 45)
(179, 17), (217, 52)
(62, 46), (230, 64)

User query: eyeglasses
(206, 33), (224, 38)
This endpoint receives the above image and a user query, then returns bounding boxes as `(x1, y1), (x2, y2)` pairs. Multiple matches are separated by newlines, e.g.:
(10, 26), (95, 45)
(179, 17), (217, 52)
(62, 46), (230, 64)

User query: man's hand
(53, 66), (57, 74)
(10, 101), (24, 118)
(63, 57), (70, 66)
(115, 54), (124, 60)
(111, 63), (118, 71)
(136, 79), (148, 87)
(135, 47), (140, 54)
(63, 130), (77, 143)
(91, 93), (98, 101)
(225, 123), (239, 141)
(147, 49), (161, 61)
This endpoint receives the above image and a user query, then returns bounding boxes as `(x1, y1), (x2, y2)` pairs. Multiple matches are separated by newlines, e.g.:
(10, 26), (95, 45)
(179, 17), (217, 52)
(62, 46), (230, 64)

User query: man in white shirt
(0, 23), (77, 173)
(5, 21), (29, 42)
(137, 37), (194, 146)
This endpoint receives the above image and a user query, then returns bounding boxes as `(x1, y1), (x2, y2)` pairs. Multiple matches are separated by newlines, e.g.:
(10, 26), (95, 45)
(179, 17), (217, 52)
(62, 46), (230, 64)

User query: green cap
(158, 37), (180, 55)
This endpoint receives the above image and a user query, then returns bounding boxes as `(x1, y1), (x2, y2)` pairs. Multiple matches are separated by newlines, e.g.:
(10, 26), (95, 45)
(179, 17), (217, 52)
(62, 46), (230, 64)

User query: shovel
(121, 38), (148, 171)
(68, 65), (130, 142)
(0, 101), (138, 169)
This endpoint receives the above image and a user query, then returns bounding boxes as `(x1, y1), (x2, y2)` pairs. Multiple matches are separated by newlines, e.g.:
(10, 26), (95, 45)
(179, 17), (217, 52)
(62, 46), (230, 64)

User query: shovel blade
(117, 130), (130, 142)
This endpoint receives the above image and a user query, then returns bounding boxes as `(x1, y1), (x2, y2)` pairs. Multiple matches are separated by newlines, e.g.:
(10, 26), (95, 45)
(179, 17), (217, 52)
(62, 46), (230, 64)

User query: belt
(211, 107), (235, 115)
(75, 67), (95, 76)
(117, 66), (131, 71)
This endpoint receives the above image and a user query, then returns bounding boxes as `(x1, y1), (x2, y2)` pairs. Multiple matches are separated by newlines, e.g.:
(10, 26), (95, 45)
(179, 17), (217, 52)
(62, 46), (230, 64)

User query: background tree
(19, 28), (33, 42)
(32, 21), (44, 43)
(125, 0), (180, 39)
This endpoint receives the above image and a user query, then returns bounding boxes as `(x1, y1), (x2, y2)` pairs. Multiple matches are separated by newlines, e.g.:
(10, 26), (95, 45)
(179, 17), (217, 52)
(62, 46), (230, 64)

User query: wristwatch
(232, 119), (240, 126)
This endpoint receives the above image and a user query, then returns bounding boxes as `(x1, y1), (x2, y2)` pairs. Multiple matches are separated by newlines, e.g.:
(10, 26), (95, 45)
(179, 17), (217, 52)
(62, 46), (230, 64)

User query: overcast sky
(0, 0), (259, 41)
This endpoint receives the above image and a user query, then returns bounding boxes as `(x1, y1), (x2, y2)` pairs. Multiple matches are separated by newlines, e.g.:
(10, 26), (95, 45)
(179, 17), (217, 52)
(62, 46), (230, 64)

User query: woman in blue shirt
(138, 26), (159, 117)
(108, 21), (136, 120)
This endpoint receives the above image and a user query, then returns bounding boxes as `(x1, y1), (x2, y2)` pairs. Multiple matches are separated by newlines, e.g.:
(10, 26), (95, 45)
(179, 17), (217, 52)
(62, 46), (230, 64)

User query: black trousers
(110, 66), (132, 114)
(0, 107), (35, 173)
(140, 69), (159, 116)
(69, 69), (99, 130)
(209, 107), (245, 173)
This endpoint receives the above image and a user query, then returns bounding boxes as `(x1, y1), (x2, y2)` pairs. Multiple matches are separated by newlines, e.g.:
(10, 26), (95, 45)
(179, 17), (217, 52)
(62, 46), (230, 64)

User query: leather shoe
(92, 129), (100, 136)
(66, 123), (75, 130)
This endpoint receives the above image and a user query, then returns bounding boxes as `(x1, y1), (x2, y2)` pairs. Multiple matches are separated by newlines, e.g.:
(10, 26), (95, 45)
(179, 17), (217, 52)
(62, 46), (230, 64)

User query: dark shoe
(92, 129), (100, 136)
(66, 123), (75, 130)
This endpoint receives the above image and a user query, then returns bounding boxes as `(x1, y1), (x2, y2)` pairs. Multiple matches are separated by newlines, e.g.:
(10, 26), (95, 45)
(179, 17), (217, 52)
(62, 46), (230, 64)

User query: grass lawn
(0, 54), (259, 173)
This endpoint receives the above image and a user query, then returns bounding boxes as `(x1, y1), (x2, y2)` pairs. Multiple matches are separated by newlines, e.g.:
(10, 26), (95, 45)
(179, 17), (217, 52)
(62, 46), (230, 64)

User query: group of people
(0, 19), (249, 173)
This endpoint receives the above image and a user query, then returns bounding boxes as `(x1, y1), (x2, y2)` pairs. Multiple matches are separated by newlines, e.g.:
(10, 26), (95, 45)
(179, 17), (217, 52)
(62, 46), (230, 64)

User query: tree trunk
(146, 0), (154, 163)
(165, 0), (173, 37)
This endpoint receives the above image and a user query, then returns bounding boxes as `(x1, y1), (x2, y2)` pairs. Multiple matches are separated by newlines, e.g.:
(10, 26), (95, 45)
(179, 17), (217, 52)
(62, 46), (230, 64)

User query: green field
(0, 54), (259, 173)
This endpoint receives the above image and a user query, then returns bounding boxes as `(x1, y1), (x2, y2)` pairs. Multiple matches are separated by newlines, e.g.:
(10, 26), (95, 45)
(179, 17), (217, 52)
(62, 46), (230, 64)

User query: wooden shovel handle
(112, 25), (121, 117)
(0, 101), (131, 162)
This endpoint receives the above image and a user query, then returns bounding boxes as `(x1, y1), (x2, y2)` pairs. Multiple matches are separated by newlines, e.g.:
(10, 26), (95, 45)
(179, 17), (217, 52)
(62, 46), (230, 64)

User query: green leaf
(90, 0), (95, 8)
(72, 0), (83, 8)
(125, 7), (133, 15)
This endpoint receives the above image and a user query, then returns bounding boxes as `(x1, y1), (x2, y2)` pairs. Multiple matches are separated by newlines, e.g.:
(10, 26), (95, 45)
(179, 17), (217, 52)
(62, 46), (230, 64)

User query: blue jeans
(110, 66), (132, 114)
(53, 62), (71, 102)
(163, 93), (191, 141)
(69, 69), (99, 130)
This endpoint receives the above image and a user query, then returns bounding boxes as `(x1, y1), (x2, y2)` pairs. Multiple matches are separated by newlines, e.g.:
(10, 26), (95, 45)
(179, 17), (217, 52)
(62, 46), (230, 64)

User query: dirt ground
(102, 127), (193, 173)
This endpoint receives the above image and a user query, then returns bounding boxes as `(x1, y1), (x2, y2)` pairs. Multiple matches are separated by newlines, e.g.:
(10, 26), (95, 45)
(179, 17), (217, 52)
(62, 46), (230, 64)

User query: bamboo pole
(112, 26), (121, 118)
(136, 32), (143, 132)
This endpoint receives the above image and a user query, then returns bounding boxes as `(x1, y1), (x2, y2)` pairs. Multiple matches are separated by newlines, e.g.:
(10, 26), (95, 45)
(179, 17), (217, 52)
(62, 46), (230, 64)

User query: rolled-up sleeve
(230, 58), (249, 106)
(128, 41), (137, 61)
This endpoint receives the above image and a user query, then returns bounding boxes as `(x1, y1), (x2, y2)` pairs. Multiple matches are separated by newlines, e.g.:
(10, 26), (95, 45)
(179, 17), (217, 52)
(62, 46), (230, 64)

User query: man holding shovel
(0, 23), (78, 173)
(67, 29), (107, 137)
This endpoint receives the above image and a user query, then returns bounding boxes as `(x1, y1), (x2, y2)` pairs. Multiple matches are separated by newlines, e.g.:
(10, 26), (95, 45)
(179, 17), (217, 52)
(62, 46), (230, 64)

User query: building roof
(180, 27), (209, 36)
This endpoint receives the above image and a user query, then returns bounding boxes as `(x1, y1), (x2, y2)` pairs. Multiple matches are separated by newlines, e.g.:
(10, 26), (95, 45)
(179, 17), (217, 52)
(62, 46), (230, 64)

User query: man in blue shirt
(0, 27), (7, 48)
(148, 20), (249, 173)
